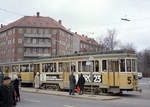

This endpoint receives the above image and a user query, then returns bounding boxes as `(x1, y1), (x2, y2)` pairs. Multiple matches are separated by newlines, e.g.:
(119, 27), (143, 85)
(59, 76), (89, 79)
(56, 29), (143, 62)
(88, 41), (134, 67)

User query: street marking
(64, 105), (74, 107)
(24, 98), (41, 103)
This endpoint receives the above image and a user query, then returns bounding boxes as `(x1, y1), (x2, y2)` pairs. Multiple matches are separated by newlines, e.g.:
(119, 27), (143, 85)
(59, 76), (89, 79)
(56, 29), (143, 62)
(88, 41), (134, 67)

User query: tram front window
(132, 59), (136, 72)
(126, 59), (132, 72)
(58, 63), (63, 72)
(120, 59), (125, 72)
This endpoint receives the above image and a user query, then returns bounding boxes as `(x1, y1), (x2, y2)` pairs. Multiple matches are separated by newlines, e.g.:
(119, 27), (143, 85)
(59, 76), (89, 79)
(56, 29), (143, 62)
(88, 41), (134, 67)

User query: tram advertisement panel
(81, 74), (102, 83)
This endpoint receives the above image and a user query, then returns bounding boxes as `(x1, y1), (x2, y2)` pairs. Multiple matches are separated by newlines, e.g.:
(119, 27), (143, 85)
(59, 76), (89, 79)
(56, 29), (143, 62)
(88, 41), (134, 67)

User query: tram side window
(108, 61), (113, 72)
(82, 61), (86, 72)
(126, 59), (131, 72)
(59, 63), (63, 72)
(132, 59), (136, 72)
(102, 60), (107, 72)
(42, 63), (56, 72)
(71, 62), (76, 72)
(20, 65), (30, 72)
(0, 66), (3, 72)
(12, 65), (19, 72)
(5, 66), (9, 73)
(78, 61), (81, 72)
(95, 60), (99, 72)
(120, 59), (125, 72)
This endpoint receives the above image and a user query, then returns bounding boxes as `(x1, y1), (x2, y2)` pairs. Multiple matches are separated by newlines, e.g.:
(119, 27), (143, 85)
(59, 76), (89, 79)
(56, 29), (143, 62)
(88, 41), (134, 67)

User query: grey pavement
(17, 78), (150, 107)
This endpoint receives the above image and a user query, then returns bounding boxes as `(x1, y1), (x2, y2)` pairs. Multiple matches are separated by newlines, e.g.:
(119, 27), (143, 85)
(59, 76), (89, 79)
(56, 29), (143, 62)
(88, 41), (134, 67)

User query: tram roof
(0, 50), (136, 65)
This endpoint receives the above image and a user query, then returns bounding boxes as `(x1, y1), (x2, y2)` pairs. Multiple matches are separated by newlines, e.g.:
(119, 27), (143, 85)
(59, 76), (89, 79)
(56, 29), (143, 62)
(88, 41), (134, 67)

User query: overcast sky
(0, 0), (150, 51)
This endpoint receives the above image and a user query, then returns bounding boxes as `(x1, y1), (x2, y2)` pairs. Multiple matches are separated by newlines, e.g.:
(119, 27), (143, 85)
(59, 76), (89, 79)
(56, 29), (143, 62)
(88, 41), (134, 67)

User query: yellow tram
(0, 50), (140, 93)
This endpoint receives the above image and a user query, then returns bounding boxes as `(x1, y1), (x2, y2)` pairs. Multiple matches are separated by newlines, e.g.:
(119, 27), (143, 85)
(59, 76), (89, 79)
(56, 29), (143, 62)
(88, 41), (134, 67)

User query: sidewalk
(21, 88), (120, 101)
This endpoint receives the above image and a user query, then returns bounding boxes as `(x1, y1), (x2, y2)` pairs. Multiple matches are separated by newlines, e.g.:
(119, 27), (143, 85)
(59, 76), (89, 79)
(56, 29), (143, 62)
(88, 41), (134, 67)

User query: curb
(21, 88), (120, 101)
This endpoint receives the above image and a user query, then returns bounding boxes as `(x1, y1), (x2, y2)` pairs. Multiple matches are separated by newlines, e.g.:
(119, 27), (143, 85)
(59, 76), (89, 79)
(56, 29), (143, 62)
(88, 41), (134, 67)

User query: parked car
(138, 72), (143, 79)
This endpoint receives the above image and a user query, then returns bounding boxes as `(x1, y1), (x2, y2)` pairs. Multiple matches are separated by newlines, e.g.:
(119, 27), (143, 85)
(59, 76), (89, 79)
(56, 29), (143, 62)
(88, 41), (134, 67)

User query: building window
(39, 39), (43, 44)
(39, 29), (43, 34)
(45, 39), (49, 44)
(26, 38), (31, 44)
(26, 28), (31, 34)
(25, 48), (30, 54)
(32, 48), (37, 54)
(13, 28), (15, 34)
(32, 39), (36, 44)
(32, 28), (37, 34)
(44, 48), (48, 53)
(39, 48), (43, 53)
(17, 48), (23, 53)
(8, 30), (12, 35)
(18, 28), (23, 34)
(52, 48), (56, 54)
(45, 29), (49, 34)
(18, 38), (23, 44)
(52, 29), (57, 35)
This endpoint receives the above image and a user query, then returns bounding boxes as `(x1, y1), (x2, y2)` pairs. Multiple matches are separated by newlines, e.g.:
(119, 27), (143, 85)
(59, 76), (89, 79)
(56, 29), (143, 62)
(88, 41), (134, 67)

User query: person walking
(34, 72), (40, 89)
(0, 71), (4, 85)
(0, 76), (16, 107)
(77, 73), (85, 95)
(13, 75), (21, 102)
(69, 72), (76, 95)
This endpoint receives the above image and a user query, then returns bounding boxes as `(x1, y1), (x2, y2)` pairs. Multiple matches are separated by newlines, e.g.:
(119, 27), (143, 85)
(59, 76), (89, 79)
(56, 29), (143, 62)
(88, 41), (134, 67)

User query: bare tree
(137, 49), (150, 77)
(99, 29), (119, 51)
(119, 42), (136, 51)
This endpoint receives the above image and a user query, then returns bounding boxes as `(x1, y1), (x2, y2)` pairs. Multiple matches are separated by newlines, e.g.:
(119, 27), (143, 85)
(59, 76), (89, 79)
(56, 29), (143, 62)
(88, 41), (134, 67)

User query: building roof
(74, 33), (100, 46)
(0, 13), (72, 34)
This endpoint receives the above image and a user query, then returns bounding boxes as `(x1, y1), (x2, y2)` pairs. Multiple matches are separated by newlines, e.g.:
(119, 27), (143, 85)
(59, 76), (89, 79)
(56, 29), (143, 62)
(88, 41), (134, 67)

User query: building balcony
(24, 53), (51, 57)
(24, 43), (51, 48)
(24, 34), (51, 38)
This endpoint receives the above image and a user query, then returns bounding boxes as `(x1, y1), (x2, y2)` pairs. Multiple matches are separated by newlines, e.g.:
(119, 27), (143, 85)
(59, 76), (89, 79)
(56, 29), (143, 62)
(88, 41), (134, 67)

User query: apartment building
(74, 32), (100, 52)
(0, 12), (73, 62)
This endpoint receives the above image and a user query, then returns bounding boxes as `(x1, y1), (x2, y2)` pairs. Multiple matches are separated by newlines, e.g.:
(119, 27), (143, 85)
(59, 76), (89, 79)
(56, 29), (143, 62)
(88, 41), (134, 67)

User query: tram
(0, 50), (140, 93)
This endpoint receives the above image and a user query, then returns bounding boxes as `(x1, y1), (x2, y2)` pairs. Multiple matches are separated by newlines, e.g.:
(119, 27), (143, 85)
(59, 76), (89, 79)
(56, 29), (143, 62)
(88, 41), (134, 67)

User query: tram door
(108, 60), (119, 87)
(33, 64), (40, 77)
(62, 62), (71, 88)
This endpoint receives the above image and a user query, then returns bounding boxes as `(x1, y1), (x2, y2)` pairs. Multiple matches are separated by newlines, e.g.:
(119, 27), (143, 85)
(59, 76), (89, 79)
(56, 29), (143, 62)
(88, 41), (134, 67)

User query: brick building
(74, 32), (100, 53)
(0, 12), (73, 62)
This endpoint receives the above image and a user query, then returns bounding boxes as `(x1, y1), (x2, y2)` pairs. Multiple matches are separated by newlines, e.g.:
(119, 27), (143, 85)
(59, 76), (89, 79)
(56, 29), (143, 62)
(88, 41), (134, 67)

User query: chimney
(58, 20), (62, 24)
(36, 12), (40, 17)
(75, 32), (77, 34)
(1, 24), (3, 28)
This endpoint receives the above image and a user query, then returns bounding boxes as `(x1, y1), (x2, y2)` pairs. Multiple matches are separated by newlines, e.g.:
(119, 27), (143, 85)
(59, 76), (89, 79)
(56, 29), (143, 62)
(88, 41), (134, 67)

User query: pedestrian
(0, 76), (17, 107)
(34, 72), (40, 89)
(77, 73), (85, 95)
(13, 75), (21, 102)
(0, 71), (4, 85)
(69, 72), (76, 95)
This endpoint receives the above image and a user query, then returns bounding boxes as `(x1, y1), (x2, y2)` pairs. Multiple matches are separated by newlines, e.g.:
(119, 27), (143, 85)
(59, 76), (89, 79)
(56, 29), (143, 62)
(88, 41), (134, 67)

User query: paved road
(17, 78), (150, 107)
